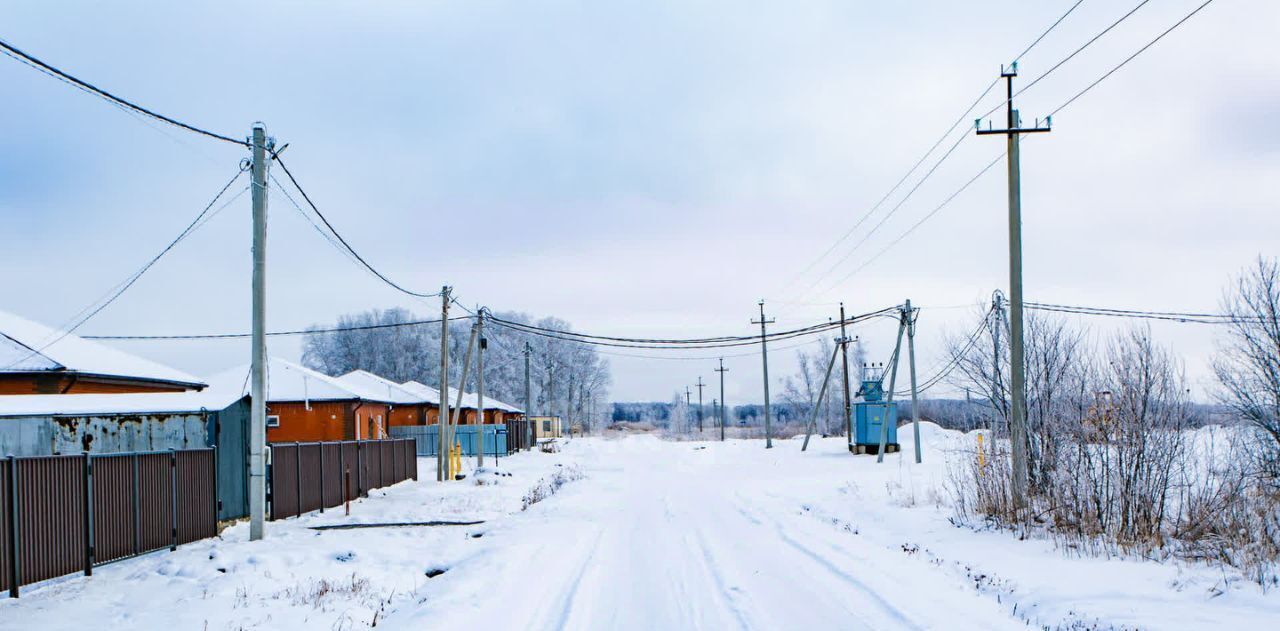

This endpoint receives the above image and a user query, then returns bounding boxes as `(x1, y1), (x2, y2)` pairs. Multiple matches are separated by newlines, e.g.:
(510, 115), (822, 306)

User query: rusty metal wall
(268, 439), (415, 521)
(2, 449), (216, 598)
(0, 414), (209, 457)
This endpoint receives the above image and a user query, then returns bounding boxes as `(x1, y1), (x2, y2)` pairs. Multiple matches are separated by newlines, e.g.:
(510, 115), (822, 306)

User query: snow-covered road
(4, 428), (1278, 630)
(396, 437), (1020, 630)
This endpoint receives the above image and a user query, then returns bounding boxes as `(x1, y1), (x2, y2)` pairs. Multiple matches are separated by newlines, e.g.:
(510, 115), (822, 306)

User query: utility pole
(715, 358), (728, 442)
(838, 303), (854, 452)
(905, 300), (923, 464)
(524, 341), (532, 445)
(476, 308), (486, 468)
(248, 123), (271, 541)
(695, 376), (705, 434)
(753, 301), (776, 448)
(976, 62), (1049, 507)
(876, 307), (908, 464)
(437, 287), (451, 482)
(685, 386), (692, 433)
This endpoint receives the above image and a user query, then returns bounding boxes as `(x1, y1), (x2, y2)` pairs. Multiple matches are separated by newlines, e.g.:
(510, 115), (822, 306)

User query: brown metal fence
(268, 439), (417, 521)
(1, 449), (217, 598)
(507, 420), (533, 453)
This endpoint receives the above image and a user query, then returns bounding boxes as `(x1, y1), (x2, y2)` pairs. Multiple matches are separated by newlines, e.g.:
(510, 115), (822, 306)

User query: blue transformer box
(852, 372), (900, 454)
(854, 402), (898, 451)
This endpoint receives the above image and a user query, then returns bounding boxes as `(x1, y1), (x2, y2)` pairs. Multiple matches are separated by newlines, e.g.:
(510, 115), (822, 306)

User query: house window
(267, 415), (281, 428)
(543, 420), (552, 432)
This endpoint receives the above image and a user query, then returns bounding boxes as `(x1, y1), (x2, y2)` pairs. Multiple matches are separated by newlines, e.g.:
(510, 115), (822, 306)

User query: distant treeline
(611, 401), (807, 427)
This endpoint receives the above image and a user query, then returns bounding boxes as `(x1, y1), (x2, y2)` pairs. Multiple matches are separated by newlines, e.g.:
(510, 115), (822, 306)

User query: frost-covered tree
(302, 308), (611, 428)
(1215, 257), (1280, 484)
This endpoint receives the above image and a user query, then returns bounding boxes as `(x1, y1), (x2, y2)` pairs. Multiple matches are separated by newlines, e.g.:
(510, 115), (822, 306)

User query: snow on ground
(2, 426), (1278, 630)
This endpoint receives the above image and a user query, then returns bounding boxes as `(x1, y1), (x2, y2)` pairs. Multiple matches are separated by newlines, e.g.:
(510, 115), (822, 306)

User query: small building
(337, 370), (436, 427)
(0, 309), (206, 394)
(206, 358), (396, 443)
(396, 380), (523, 426)
(529, 415), (563, 441)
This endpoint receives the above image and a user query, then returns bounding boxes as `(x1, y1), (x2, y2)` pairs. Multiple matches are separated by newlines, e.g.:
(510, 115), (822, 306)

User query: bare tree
(1215, 256), (1280, 485)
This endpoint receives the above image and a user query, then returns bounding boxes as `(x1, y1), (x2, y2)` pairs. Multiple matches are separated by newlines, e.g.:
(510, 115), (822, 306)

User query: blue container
(854, 402), (897, 447)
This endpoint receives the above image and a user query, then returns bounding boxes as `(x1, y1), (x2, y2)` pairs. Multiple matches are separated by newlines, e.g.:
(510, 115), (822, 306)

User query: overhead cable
(0, 38), (247, 147)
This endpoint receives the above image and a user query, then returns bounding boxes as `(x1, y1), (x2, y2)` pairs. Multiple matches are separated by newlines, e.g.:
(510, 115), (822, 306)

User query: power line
(271, 153), (443, 299)
(1049, 0), (1217, 118)
(894, 305), (994, 395)
(977, 0), (1155, 122)
(0, 38), (247, 147)
(486, 309), (897, 351)
(83, 315), (474, 340)
(1012, 0), (1088, 64)
(1025, 299), (1260, 325)
(486, 306), (898, 348)
(818, 0), (1219, 287)
(2, 167), (249, 368)
(823, 149), (1007, 288)
(775, 0), (1088, 301)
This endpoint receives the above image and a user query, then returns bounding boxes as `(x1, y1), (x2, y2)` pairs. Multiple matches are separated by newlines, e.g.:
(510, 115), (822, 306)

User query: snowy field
(2, 426), (1278, 630)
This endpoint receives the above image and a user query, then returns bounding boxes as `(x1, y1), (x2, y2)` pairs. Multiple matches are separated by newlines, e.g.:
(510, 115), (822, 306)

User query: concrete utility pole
(905, 300), (923, 464)
(437, 287), (451, 482)
(684, 386), (692, 432)
(476, 309), (486, 468)
(977, 63), (1049, 507)
(524, 341), (532, 444)
(695, 376), (705, 434)
(876, 307), (909, 464)
(838, 303), (854, 452)
(248, 123), (271, 541)
(801, 341), (841, 451)
(715, 358), (728, 442)
(752, 301), (776, 448)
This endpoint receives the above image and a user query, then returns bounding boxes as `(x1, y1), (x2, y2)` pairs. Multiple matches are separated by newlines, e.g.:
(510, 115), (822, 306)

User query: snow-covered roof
(399, 380), (523, 413)
(0, 309), (206, 389)
(205, 357), (400, 404)
(337, 371), (423, 405)
(0, 389), (242, 418)
(398, 380), (443, 405)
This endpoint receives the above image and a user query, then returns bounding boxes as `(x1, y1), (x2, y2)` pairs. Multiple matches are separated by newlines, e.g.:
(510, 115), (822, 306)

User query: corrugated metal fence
(268, 439), (416, 521)
(0, 449), (216, 598)
(392, 424), (533, 458)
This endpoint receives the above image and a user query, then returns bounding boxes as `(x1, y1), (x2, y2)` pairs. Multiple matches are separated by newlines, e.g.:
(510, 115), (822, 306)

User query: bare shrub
(521, 465), (585, 510)
(1214, 256), (1280, 487)
(946, 318), (1280, 586)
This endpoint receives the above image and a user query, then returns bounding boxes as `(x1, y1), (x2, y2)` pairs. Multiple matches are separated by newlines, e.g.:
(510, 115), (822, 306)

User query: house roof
(0, 359), (526, 418)
(399, 380), (523, 414)
(0, 309), (206, 389)
(0, 389), (242, 418)
(205, 357), (398, 404)
(337, 371), (423, 405)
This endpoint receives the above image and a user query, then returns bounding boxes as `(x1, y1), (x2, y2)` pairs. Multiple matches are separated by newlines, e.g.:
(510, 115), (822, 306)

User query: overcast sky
(1, 1), (1276, 404)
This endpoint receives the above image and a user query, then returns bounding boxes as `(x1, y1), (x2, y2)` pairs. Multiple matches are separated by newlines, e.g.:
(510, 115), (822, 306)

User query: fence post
(294, 442), (302, 519)
(379, 440), (385, 488)
(170, 450), (178, 552)
(7, 456), (20, 598)
(318, 443), (325, 514)
(131, 454), (141, 557)
(357, 441), (364, 498)
(84, 453), (93, 577)
(211, 446), (220, 526)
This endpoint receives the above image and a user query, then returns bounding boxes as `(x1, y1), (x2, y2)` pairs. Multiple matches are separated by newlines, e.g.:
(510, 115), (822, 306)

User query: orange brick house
(205, 359), (396, 443)
(0, 309), (206, 395)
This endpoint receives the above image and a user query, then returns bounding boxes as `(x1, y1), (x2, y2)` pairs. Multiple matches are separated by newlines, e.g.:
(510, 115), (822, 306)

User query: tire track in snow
(730, 495), (922, 630)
